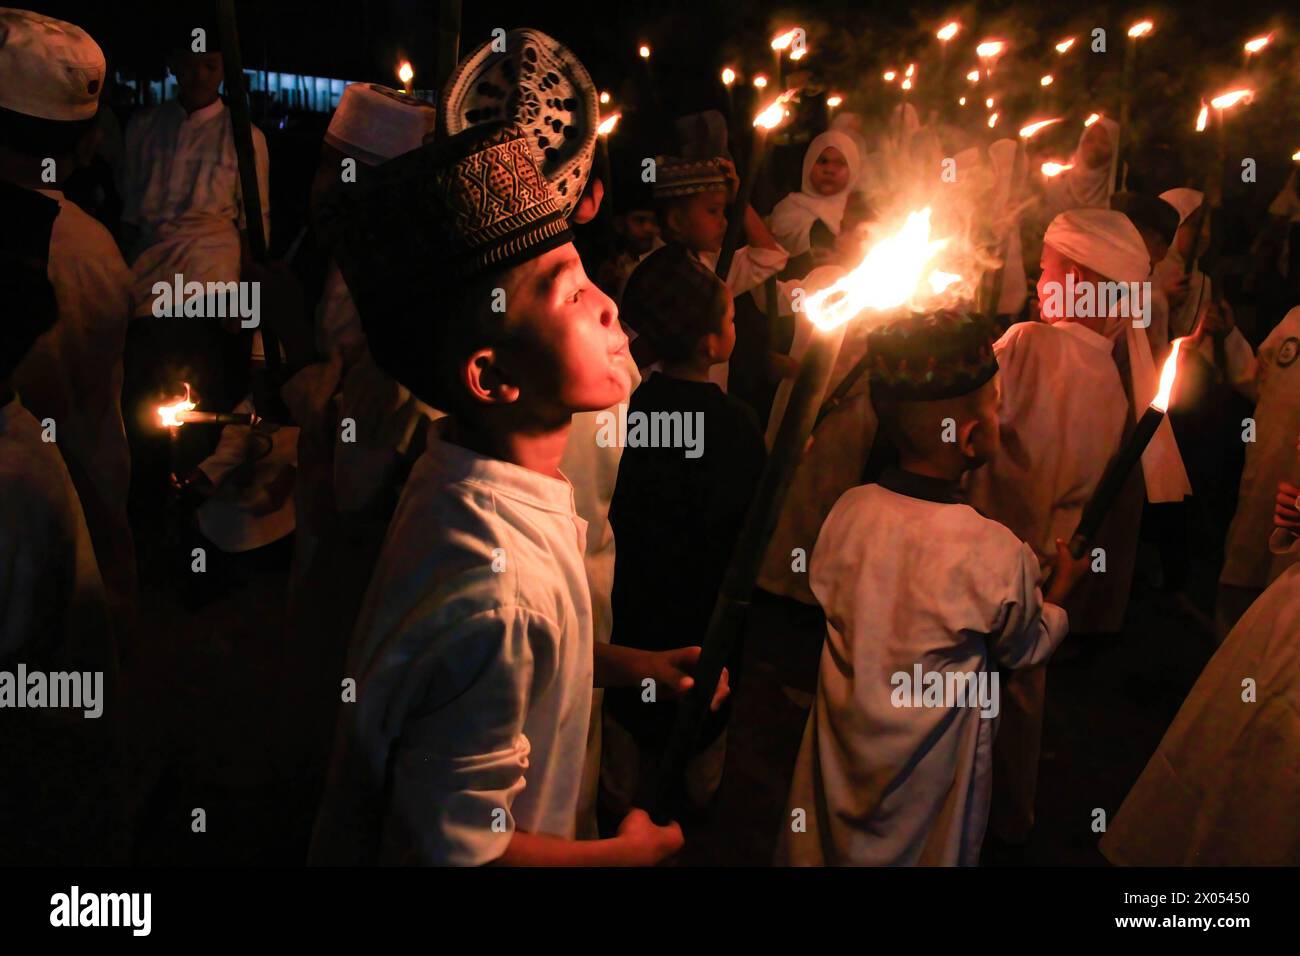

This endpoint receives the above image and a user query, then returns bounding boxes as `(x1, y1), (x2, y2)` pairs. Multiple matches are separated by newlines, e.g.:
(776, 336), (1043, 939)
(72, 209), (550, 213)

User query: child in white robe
(777, 310), (1088, 866)
(310, 124), (717, 866)
(769, 131), (861, 263)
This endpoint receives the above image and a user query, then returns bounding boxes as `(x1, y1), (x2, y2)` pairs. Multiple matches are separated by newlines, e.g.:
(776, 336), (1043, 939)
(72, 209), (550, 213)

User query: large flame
(158, 384), (196, 428)
(754, 89), (797, 129)
(1210, 88), (1254, 111)
(803, 209), (958, 333)
(1020, 117), (1063, 139)
(1150, 338), (1183, 411)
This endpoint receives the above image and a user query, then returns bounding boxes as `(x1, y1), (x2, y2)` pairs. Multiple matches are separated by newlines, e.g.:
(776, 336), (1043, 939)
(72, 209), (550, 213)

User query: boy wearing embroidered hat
(310, 123), (720, 866)
(0, 7), (136, 637)
(777, 310), (1088, 866)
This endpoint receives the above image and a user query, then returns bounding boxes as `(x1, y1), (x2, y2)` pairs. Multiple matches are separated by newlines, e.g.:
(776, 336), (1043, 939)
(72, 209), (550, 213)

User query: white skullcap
(1158, 187), (1205, 226)
(324, 83), (436, 166)
(0, 8), (105, 121)
(1044, 207), (1150, 283)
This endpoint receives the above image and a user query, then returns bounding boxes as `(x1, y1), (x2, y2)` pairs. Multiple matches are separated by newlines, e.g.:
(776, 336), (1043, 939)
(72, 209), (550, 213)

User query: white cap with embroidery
(0, 8), (105, 122)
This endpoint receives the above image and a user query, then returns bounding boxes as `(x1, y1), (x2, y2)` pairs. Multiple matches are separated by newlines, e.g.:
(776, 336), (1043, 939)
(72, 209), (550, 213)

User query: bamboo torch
(1117, 20), (1153, 191)
(596, 111), (619, 228)
(714, 89), (796, 281)
(649, 209), (962, 822)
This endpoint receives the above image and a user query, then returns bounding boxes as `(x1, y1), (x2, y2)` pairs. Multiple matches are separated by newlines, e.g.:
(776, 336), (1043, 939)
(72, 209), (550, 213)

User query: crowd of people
(3, 5), (1299, 867)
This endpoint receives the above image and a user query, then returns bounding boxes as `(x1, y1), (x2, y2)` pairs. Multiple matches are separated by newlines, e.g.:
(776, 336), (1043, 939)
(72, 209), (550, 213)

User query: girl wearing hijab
(1044, 117), (1121, 218)
(770, 130), (862, 271)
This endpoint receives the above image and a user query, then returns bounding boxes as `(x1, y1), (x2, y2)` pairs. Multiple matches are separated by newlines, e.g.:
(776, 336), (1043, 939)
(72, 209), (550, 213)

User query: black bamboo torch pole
(1067, 404), (1163, 559)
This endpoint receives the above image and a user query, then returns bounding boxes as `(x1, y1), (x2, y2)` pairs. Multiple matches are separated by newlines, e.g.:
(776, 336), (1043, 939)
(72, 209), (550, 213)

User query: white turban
(1044, 208), (1151, 282)
(1158, 187), (1204, 226)
(0, 8), (105, 121)
(324, 83), (436, 166)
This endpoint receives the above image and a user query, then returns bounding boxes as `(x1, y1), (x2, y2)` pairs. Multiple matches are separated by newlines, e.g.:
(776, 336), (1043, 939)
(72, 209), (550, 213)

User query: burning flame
(397, 61), (414, 86)
(1210, 88), (1254, 110)
(1040, 74), (1054, 87)
(1020, 117), (1063, 139)
(905, 63), (915, 78)
(901, 77), (913, 91)
(753, 89), (798, 130)
(883, 70), (897, 82)
(789, 46), (807, 61)
(937, 22), (960, 42)
(803, 208), (958, 332)
(1195, 103), (1209, 132)
(599, 91), (611, 105)
(959, 96), (967, 106)
(987, 112), (1000, 128)
(1127, 21), (1154, 39)
(158, 384), (196, 429)
(721, 67), (736, 86)
(1292, 149), (1300, 162)
(1244, 34), (1271, 54)
(638, 44), (651, 59)
(1084, 112), (1101, 127)
(966, 69), (981, 83)
(826, 93), (843, 108)
(985, 97), (994, 109)
(597, 113), (621, 136)
(1150, 338), (1183, 412)
(976, 40), (1005, 59)
(753, 74), (769, 89)
(1055, 37), (1076, 54)
(1041, 161), (1074, 177)
(771, 28), (799, 51)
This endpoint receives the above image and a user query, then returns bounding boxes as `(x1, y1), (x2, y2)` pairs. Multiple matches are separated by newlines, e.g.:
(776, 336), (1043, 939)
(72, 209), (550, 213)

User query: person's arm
(494, 808), (681, 866)
(990, 540), (1083, 670)
(593, 642), (730, 709)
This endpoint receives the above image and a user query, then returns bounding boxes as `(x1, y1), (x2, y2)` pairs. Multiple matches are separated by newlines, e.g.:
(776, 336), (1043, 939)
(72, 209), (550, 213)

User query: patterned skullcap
(652, 156), (729, 200)
(622, 243), (728, 362)
(867, 309), (999, 401)
(0, 8), (105, 121)
(439, 28), (597, 218)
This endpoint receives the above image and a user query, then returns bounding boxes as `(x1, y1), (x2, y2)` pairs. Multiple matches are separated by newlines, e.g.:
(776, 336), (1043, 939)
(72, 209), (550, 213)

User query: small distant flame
(1084, 112), (1101, 127)
(396, 60), (414, 87)
(789, 46), (807, 61)
(599, 91), (611, 104)
(1244, 34), (1272, 54)
(959, 96), (967, 106)
(1127, 20), (1154, 39)
(987, 112), (1000, 128)
(905, 63), (915, 78)
(937, 22), (960, 42)
(901, 77), (913, 91)
(1150, 338), (1183, 412)
(1293, 149), (1300, 162)
(638, 44), (651, 59)
(985, 97), (994, 109)
(1195, 103), (1209, 132)
(966, 69), (980, 83)
(771, 28), (799, 51)
(1210, 88), (1254, 110)
(158, 384), (196, 429)
(883, 70), (897, 82)
(803, 208), (958, 333)
(1055, 37), (1076, 54)
(1040, 74), (1054, 87)
(976, 40), (1005, 59)
(1041, 161), (1074, 177)
(597, 113), (621, 136)
(1020, 117), (1063, 139)
(753, 89), (798, 130)
(826, 93), (843, 108)
(753, 74), (769, 89)
(721, 67), (736, 86)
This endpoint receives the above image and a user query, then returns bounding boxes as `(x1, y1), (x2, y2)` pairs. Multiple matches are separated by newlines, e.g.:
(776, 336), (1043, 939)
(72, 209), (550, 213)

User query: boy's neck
(896, 454), (965, 483)
(452, 418), (572, 481)
(660, 357), (714, 383)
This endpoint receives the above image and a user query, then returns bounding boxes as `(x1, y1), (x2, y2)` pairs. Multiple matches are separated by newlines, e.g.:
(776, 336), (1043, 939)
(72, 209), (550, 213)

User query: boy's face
(964, 374), (1002, 468)
(620, 209), (661, 255)
(170, 51), (224, 109)
(498, 243), (631, 416)
(1139, 227), (1169, 267)
(1079, 124), (1112, 169)
(1174, 215), (1209, 261)
(810, 146), (850, 196)
(669, 190), (728, 253)
(704, 296), (737, 365)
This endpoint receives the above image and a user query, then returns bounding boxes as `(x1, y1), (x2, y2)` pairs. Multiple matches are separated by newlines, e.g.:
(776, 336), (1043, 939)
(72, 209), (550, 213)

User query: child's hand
(717, 157), (740, 204)
(1276, 481), (1300, 532)
(1044, 537), (1090, 605)
(615, 808), (684, 866)
(647, 646), (731, 712)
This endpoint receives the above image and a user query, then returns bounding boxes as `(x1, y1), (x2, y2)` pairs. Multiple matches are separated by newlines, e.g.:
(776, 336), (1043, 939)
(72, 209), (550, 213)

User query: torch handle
(1070, 405), (1164, 551)
(648, 329), (840, 824)
(714, 133), (765, 283)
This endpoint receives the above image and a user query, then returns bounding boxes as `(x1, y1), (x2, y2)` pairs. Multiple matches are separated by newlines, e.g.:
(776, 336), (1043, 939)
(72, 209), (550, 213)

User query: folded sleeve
(724, 244), (789, 297)
(988, 542), (1069, 670)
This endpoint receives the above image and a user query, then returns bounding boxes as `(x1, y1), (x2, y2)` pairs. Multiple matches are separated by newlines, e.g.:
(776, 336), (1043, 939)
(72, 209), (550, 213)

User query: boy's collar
(427, 426), (577, 516)
(878, 466), (961, 505)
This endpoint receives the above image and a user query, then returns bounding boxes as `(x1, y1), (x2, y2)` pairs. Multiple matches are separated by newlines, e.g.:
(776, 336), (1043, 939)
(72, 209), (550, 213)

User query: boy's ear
(956, 416), (982, 459)
(462, 348), (520, 406)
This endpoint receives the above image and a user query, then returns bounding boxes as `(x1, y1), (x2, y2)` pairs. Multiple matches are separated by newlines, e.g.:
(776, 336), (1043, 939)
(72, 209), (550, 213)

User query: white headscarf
(1045, 116), (1121, 216)
(1044, 208), (1191, 503)
(1159, 187), (1204, 226)
(770, 130), (862, 256)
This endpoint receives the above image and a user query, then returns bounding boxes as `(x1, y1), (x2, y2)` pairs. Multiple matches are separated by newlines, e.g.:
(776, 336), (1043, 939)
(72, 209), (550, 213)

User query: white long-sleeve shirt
(311, 434), (593, 865)
(120, 99), (270, 313)
(778, 471), (1068, 866)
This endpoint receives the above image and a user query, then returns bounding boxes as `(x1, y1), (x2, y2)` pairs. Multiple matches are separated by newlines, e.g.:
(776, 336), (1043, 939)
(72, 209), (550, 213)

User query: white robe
(1220, 306), (1300, 589)
(310, 435), (594, 865)
(1101, 536), (1300, 865)
(13, 188), (134, 632)
(121, 99), (271, 312)
(777, 475), (1068, 866)
(769, 130), (862, 257)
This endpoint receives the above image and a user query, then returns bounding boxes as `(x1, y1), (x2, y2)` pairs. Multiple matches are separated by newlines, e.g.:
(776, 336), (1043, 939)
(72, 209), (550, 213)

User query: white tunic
(778, 473), (1068, 866)
(120, 99), (271, 312)
(13, 188), (134, 628)
(311, 435), (593, 865)
(965, 321), (1128, 565)
(1220, 306), (1300, 589)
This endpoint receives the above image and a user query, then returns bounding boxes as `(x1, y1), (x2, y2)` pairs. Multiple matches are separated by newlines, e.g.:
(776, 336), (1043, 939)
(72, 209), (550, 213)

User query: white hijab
(1046, 116), (1120, 215)
(770, 131), (862, 256)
